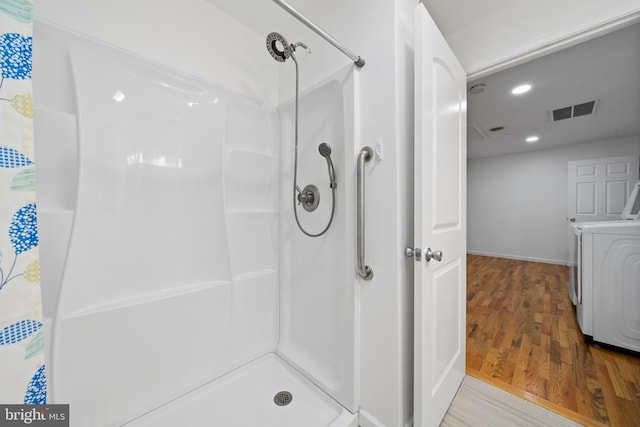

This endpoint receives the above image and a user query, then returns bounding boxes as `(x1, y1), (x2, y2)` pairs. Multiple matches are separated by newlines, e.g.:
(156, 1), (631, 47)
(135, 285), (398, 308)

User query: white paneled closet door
(568, 155), (639, 223)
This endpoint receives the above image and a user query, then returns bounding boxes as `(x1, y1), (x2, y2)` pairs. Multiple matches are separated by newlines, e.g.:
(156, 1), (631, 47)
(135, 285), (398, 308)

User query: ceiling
(464, 22), (640, 159)
(208, 1), (640, 160)
(421, 1), (640, 159)
(421, 0), (514, 37)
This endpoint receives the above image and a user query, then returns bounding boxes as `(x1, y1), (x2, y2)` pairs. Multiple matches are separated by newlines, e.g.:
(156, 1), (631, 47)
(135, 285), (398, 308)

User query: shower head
(318, 143), (332, 158)
(266, 32), (292, 62)
(319, 143), (336, 189)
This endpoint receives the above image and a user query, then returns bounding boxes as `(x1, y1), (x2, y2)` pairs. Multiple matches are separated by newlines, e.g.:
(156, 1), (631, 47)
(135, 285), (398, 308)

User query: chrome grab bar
(357, 146), (373, 280)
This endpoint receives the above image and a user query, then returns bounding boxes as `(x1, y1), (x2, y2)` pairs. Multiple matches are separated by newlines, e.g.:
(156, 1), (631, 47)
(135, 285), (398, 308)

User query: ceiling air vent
(550, 99), (599, 122)
(573, 100), (596, 117)
(552, 106), (572, 121)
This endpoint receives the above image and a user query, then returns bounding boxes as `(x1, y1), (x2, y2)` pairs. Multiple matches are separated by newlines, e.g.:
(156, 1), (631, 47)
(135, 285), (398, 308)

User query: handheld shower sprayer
(318, 142), (331, 157)
(318, 143), (337, 189)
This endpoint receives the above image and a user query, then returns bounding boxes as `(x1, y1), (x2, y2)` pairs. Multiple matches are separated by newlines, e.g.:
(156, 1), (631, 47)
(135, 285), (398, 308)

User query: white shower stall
(32, 0), (431, 426)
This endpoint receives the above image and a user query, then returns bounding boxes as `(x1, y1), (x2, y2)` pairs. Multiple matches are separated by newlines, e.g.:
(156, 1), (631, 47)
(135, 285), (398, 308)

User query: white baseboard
(467, 250), (567, 266)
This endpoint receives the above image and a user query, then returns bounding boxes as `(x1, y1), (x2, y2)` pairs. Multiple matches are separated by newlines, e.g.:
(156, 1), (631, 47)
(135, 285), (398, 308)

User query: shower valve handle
(297, 192), (311, 204)
(295, 185), (306, 205)
(296, 184), (320, 212)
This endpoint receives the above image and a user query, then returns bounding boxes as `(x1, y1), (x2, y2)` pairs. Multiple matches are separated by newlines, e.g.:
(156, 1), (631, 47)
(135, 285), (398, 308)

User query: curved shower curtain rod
(272, 0), (366, 68)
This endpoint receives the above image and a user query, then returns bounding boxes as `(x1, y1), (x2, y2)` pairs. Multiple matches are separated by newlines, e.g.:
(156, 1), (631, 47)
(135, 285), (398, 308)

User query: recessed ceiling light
(525, 136), (539, 143)
(511, 84), (532, 95)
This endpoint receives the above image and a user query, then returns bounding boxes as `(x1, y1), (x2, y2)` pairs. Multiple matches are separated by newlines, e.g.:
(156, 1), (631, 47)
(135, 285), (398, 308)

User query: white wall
(34, 0), (278, 107)
(468, 135), (640, 264)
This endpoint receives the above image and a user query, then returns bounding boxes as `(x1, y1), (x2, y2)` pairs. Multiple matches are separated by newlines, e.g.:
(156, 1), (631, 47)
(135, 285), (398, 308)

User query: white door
(413, 5), (467, 427)
(568, 155), (639, 222)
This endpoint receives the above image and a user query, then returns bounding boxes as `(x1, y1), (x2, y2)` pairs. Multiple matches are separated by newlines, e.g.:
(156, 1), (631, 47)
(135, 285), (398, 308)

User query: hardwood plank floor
(466, 255), (640, 427)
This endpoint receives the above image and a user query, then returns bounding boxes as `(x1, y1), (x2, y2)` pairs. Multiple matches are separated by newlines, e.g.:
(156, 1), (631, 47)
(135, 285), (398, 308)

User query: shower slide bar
(272, 0), (366, 67)
(357, 146), (373, 280)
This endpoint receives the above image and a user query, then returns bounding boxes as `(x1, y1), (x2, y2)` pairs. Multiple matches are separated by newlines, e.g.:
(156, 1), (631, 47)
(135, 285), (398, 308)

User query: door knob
(405, 247), (422, 262)
(425, 247), (443, 262)
(569, 217), (576, 222)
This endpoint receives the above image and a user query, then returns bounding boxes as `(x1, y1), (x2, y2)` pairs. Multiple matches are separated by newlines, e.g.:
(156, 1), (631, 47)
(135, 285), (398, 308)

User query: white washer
(578, 221), (640, 351)
(574, 181), (640, 351)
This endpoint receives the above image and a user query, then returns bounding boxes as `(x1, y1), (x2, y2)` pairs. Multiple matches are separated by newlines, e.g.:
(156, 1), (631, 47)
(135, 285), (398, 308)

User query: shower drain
(273, 391), (293, 406)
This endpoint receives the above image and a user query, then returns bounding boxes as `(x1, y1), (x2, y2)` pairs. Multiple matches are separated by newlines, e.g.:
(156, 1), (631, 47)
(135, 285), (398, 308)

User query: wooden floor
(466, 255), (640, 427)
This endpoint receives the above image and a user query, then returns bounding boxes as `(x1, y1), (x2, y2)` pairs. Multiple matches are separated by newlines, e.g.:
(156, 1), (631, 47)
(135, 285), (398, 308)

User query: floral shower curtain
(0, 0), (46, 404)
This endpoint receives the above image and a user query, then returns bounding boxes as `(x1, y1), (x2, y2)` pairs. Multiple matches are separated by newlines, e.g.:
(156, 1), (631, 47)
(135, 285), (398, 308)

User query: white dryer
(574, 181), (640, 351)
(578, 221), (640, 351)
(568, 182), (640, 306)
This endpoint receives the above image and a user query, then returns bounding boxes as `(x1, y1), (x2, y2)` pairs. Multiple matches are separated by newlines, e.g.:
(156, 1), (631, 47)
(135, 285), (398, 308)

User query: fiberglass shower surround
(34, 4), (363, 426)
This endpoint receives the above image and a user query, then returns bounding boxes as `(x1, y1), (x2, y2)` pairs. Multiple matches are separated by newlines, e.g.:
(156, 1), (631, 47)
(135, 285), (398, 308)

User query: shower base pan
(126, 353), (357, 427)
